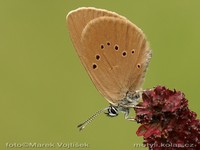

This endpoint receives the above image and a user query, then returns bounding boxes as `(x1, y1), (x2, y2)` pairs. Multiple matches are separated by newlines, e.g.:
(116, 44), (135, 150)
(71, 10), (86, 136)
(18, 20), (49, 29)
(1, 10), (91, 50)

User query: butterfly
(67, 7), (152, 130)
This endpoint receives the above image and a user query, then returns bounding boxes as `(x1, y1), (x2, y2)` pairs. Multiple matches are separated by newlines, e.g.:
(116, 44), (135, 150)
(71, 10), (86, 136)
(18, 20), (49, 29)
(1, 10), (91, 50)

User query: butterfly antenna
(77, 107), (109, 131)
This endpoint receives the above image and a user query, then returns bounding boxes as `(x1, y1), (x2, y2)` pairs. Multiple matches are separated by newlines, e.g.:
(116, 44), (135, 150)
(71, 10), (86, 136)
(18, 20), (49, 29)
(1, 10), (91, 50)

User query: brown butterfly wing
(80, 16), (151, 105)
(67, 7), (126, 57)
(67, 8), (151, 105)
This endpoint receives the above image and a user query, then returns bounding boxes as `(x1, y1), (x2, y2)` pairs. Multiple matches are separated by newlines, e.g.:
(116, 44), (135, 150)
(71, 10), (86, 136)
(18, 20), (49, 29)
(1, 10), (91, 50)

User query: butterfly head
(105, 105), (119, 117)
(105, 90), (142, 117)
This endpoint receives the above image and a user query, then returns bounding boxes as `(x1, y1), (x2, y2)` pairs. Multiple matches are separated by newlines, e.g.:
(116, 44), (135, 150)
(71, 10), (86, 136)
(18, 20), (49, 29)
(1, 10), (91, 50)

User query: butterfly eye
(106, 106), (118, 117)
(95, 55), (100, 61)
(114, 45), (119, 51)
(92, 63), (98, 69)
(122, 51), (127, 57)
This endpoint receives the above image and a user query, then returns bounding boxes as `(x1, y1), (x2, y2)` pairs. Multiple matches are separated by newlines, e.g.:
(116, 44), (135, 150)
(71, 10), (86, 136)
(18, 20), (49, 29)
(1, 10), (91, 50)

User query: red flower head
(135, 86), (200, 150)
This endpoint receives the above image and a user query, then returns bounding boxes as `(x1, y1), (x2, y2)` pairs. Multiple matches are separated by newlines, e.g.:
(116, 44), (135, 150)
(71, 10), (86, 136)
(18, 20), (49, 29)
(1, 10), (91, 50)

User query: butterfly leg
(123, 109), (135, 121)
(120, 103), (145, 109)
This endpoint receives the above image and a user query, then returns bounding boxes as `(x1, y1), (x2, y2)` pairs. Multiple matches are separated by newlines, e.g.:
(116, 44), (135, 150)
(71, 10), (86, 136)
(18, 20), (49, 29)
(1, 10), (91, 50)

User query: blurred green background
(0, 0), (200, 150)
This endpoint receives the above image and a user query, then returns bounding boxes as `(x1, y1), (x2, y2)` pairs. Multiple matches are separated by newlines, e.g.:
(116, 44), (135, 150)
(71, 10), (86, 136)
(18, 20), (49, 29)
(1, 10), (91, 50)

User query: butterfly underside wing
(67, 7), (151, 105)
